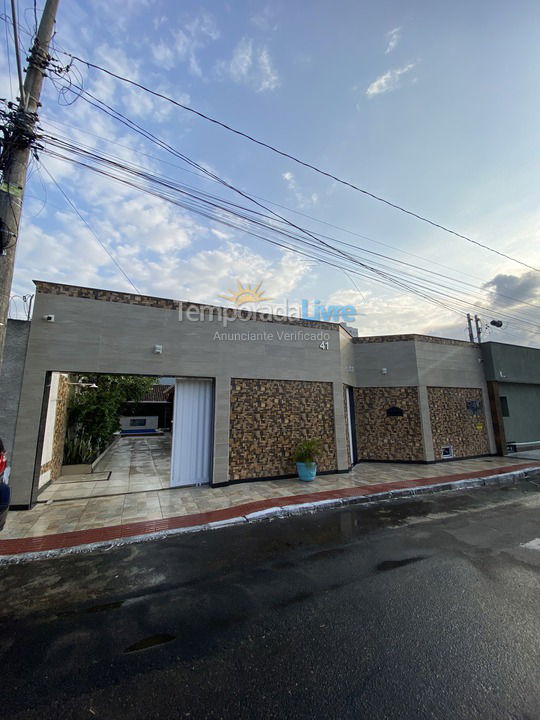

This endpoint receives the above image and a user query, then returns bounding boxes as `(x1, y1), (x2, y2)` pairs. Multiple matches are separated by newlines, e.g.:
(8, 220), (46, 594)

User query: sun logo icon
(219, 280), (272, 307)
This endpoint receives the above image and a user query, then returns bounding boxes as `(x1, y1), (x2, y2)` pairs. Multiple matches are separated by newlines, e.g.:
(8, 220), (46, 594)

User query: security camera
(43, 314), (55, 322)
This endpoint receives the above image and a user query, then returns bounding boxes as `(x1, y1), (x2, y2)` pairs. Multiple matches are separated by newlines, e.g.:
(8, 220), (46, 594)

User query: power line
(8, 0), (25, 104)
(37, 71), (540, 331)
(39, 128), (540, 326)
(39, 162), (142, 294)
(41, 115), (527, 298)
(2, 0), (13, 98)
(39, 136), (540, 333)
(56, 52), (540, 274)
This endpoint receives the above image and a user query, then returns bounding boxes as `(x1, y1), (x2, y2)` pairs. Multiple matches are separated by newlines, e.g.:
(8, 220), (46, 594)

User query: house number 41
(319, 341), (329, 350)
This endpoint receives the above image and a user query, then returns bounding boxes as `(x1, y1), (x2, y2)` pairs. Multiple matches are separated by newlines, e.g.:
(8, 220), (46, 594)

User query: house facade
(3, 281), (499, 508)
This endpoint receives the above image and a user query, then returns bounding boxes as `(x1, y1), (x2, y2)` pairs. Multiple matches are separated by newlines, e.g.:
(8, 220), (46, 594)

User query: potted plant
(293, 439), (323, 482)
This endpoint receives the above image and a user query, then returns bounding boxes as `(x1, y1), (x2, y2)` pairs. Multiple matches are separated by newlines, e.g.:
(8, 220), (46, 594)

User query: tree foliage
(63, 375), (157, 464)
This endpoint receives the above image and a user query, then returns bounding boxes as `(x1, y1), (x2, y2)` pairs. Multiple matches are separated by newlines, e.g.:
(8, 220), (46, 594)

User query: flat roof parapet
(33, 281), (340, 331)
(353, 333), (475, 348)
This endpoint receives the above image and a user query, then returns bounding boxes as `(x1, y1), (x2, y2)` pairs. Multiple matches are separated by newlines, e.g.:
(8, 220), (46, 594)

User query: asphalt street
(1, 480), (540, 719)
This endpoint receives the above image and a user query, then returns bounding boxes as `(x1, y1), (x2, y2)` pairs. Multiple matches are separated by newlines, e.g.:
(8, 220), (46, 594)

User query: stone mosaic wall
(354, 334), (472, 347)
(50, 374), (70, 481)
(343, 385), (352, 466)
(39, 373), (70, 484)
(428, 387), (489, 459)
(229, 379), (337, 480)
(352, 386), (425, 461)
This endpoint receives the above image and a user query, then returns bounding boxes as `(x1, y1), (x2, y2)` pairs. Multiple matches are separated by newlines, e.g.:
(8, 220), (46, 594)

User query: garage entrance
(35, 373), (214, 503)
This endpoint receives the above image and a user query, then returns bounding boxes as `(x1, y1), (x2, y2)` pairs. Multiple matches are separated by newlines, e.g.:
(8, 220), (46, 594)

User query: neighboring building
(0, 319), (30, 460)
(481, 342), (540, 453)
(4, 281), (499, 508)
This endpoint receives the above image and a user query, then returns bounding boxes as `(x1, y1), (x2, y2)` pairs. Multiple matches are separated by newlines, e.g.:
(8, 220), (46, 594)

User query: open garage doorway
(35, 373), (214, 504)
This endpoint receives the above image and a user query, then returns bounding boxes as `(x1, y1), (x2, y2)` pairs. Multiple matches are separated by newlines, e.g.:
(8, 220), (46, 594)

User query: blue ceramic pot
(296, 461), (317, 482)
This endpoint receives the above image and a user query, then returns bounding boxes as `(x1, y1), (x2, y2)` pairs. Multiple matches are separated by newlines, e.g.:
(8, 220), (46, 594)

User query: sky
(2, 0), (540, 345)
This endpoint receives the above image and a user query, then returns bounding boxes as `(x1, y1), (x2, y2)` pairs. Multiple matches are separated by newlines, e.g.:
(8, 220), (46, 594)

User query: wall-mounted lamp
(153, 344), (163, 354)
(43, 314), (55, 322)
(381, 368), (388, 375)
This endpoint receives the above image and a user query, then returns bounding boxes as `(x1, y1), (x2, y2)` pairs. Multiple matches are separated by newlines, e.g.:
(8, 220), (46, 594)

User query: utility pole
(466, 313), (475, 343)
(0, 0), (60, 370)
(474, 314), (482, 343)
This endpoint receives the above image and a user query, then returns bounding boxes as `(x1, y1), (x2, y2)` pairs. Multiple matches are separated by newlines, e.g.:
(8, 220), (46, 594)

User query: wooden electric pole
(0, 0), (60, 370)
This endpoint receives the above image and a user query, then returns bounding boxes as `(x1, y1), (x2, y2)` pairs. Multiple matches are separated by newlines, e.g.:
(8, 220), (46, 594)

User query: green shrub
(63, 375), (156, 464)
(293, 439), (323, 464)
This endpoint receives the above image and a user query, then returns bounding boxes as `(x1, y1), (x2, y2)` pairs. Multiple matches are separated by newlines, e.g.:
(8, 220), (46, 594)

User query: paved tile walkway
(2, 455), (539, 556)
(38, 435), (172, 502)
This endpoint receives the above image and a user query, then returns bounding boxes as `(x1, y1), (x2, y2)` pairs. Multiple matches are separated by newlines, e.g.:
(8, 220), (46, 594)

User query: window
(129, 418), (146, 427)
(500, 396), (509, 417)
(386, 406), (403, 417)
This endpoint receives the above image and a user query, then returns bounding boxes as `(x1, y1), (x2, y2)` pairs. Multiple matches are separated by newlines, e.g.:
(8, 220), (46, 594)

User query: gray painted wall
(0, 320), (30, 460)
(351, 341), (419, 387)
(482, 342), (540, 384)
(499, 383), (540, 443)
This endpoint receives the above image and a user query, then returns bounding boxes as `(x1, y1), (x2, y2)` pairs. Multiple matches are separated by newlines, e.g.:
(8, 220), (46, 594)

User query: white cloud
(151, 42), (176, 71)
(282, 171), (318, 208)
(217, 38), (279, 92)
(327, 287), (459, 337)
(250, 7), (278, 32)
(385, 27), (401, 54)
(147, 242), (310, 306)
(156, 11), (220, 77)
(366, 63), (416, 97)
(229, 37), (254, 81)
(257, 49), (279, 92)
(211, 229), (232, 240)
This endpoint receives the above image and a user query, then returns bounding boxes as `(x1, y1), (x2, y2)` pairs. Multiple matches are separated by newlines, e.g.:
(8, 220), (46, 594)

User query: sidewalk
(2, 456), (539, 558)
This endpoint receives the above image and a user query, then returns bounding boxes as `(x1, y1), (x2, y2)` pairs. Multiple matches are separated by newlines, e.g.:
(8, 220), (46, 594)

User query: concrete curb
(2, 465), (539, 565)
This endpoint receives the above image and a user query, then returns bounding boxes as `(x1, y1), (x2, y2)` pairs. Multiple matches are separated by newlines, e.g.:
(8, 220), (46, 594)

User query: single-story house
(0, 280), (517, 508)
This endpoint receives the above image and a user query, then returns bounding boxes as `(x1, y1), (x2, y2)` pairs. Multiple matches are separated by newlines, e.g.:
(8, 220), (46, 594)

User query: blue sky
(2, 0), (540, 344)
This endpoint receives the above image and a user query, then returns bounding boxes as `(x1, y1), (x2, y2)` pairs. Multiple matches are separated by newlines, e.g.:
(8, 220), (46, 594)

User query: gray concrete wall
(11, 291), (350, 504)
(499, 383), (540, 443)
(482, 342), (540, 384)
(352, 341), (419, 387)
(0, 320), (30, 459)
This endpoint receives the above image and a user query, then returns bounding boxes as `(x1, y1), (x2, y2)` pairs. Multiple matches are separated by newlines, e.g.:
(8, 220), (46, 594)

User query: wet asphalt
(1, 480), (540, 719)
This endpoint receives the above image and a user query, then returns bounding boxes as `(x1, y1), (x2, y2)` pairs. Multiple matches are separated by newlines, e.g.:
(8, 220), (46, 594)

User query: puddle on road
(124, 633), (176, 653)
(86, 601), (124, 613)
(376, 556), (426, 572)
